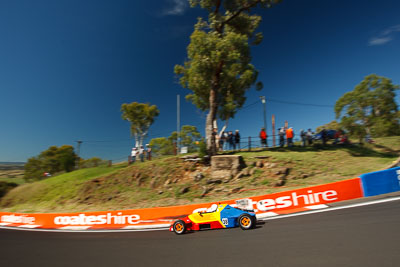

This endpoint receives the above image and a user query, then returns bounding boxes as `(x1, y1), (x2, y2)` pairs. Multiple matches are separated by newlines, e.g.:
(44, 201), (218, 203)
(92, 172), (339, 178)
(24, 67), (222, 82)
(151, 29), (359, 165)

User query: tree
(149, 125), (202, 155)
(175, 0), (280, 155)
(335, 74), (400, 142)
(179, 125), (202, 152)
(316, 120), (341, 133)
(149, 137), (174, 155)
(121, 102), (160, 148)
(24, 145), (77, 182)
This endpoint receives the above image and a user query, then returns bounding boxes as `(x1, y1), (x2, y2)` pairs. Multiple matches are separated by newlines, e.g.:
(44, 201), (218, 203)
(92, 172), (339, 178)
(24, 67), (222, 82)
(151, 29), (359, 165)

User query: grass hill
(1, 136), (399, 213)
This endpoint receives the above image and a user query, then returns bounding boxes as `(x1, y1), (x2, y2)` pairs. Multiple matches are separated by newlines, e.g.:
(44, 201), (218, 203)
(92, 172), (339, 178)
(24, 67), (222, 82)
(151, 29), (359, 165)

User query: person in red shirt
(259, 128), (267, 148)
(286, 127), (294, 147)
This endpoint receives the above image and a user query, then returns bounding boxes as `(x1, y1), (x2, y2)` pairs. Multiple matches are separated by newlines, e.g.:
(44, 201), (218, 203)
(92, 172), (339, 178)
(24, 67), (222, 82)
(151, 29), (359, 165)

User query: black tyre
(238, 214), (255, 230)
(173, 220), (186, 235)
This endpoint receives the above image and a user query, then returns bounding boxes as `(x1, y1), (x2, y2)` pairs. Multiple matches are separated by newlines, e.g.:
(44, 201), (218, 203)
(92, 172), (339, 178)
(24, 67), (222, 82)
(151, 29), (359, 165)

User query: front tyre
(238, 214), (255, 230)
(173, 220), (186, 235)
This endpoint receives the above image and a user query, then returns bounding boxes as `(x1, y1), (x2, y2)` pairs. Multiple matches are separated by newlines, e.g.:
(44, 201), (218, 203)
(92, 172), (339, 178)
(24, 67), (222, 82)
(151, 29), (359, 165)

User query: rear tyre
(173, 220), (186, 235)
(238, 214), (255, 230)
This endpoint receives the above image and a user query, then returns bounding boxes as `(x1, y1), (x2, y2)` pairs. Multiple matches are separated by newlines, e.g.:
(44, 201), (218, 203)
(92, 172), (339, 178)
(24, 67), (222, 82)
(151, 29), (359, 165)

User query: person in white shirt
(131, 147), (138, 163)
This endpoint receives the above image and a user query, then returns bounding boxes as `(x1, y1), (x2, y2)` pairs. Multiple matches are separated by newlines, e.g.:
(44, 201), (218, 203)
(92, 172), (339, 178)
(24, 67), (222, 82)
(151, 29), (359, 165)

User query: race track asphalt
(1, 199), (399, 267)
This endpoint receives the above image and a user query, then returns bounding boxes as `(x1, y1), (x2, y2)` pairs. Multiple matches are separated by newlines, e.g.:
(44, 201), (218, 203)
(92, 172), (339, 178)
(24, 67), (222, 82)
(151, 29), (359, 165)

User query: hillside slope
(1, 136), (399, 213)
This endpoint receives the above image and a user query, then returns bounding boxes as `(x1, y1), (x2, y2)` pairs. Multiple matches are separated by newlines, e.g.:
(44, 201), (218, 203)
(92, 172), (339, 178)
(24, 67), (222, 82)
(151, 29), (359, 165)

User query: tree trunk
(206, 88), (218, 156)
(206, 60), (224, 156)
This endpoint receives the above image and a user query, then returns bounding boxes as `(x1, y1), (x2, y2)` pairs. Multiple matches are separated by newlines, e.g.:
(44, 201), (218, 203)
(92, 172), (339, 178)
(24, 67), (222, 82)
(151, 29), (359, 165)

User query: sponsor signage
(360, 167), (400, 197)
(0, 178), (363, 229)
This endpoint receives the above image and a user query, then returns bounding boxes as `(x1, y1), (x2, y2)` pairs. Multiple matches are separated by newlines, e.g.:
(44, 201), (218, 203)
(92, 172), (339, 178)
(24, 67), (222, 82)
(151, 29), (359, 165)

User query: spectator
(300, 129), (306, 147)
(223, 131), (229, 151)
(146, 144), (152, 160)
(340, 133), (350, 145)
(321, 129), (327, 146)
(212, 128), (219, 152)
(306, 129), (313, 146)
(227, 131), (234, 150)
(131, 147), (137, 164)
(234, 130), (241, 150)
(219, 131), (226, 151)
(365, 134), (374, 143)
(278, 127), (285, 147)
(333, 130), (341, 145)
(139, 145), (145, 162)
(286, 127), (294, 147)
(259, 127), (267, 148)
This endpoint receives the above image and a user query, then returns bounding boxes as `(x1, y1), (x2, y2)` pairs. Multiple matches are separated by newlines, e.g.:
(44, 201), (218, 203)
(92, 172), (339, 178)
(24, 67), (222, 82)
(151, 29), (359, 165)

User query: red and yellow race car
(170, 203), (257, 235)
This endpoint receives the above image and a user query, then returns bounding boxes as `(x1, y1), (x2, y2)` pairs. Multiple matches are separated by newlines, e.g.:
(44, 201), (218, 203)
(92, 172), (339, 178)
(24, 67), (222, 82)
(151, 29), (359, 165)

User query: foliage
(79, 157), (105, 168)
(335, 74), (400, 141)
(150, 125), (203, 155)
(24, 145), (77, 182)
(316, 120), (341, 133)
(150, 137), (175, 155)
(0, 181), (18, 198)
(121, 102), (160, 147)
(175, 0), (281, 155)
(175, 125), (202, 153)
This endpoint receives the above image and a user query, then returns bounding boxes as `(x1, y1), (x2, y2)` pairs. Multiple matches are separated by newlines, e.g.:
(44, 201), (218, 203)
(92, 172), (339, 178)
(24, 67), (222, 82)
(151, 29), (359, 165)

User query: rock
(249, 168), (256, 176)
(137, 177), (144, 187)
(231, 169), (240, 177)
(301, 174), (309, 179)
(211, 155), (246, 179)
(275, 180), (285, 186)
(242, 168), (250, 176)
(254, 156), (270, 159)
(150, 178), (157, 189)
(275, 167), (290, 176)
(172, 178), (179, 183)
(180, 154), (199, 160)
(206, 179), (222, 185)
(265, 163), (277, 168)
(158, 190), (164, 195)
(255, 161), (264, 168)
(231, 187), (242, 194)
(234, 172), (244, 180)
(278, 175), (287, 181)
(180, 186), (190, 194)
(201, 186), (213, 198)
(193, 172), (204, 182)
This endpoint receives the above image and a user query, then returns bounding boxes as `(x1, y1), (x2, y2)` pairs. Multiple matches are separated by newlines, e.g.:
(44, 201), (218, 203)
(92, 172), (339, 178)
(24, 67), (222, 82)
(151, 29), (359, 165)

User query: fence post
(248, 136), (251, 151)
(108, 160), (112, 167)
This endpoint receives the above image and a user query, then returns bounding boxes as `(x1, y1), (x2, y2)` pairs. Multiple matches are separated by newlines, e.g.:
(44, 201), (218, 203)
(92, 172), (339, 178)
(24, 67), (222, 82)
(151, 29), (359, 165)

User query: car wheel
(238, 214), (255, 230)
(173, 220), (186, 235)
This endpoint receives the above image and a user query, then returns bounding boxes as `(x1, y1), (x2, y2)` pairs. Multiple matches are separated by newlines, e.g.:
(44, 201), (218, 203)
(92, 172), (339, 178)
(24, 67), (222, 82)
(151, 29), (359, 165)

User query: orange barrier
(0, 178), (363, 230)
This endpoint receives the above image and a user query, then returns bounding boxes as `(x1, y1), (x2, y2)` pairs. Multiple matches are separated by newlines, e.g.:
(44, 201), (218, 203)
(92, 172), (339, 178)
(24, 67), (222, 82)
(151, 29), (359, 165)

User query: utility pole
(272, 115), (276, 147)
(75, 140), (82, 169)
(177, 94), (180, 155)
(259, 96), (267, 132)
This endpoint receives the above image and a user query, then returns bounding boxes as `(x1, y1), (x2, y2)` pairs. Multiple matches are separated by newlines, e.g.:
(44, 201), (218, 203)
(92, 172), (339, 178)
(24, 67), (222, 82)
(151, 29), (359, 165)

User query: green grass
(0, 164), (127, 212)
(1, 136), (399, 213)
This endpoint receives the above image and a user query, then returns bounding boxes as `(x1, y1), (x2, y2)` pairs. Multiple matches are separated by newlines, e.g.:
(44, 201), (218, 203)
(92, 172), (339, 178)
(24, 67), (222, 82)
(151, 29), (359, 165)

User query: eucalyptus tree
(175, 0), (280, 155)
(121, 102), (160, 148)
(335, 74), (400, 142)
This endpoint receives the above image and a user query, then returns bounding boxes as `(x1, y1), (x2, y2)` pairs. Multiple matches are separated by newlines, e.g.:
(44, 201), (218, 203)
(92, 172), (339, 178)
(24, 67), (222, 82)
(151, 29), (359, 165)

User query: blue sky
(1, 0), (399, 162)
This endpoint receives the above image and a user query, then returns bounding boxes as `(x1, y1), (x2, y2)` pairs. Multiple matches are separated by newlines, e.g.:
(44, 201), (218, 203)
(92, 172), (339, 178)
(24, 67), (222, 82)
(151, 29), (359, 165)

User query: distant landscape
(0, 162), (25, 184)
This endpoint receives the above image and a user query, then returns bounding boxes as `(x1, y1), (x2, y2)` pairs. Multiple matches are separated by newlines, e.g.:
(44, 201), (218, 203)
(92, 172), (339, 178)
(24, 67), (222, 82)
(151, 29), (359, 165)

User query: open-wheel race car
(170, 203), (257, 235)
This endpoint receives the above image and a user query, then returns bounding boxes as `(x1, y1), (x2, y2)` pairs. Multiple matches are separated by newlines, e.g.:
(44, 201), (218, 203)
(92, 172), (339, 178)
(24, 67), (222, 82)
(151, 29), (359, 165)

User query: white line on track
(260, 196), (400, 221)
(1, 196), (400, 233)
